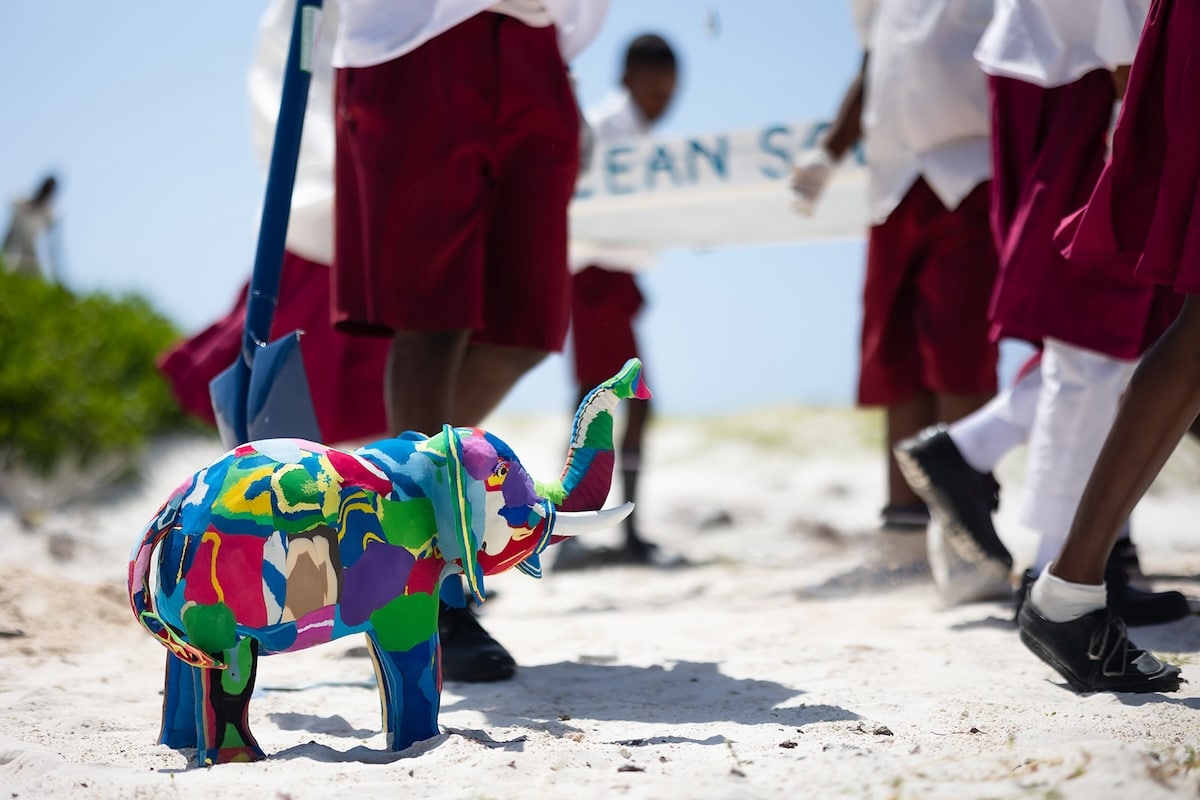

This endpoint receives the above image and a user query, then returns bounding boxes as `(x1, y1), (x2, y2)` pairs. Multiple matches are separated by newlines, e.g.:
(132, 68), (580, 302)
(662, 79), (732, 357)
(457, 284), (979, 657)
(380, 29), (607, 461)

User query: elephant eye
(495, 463), (508, 479)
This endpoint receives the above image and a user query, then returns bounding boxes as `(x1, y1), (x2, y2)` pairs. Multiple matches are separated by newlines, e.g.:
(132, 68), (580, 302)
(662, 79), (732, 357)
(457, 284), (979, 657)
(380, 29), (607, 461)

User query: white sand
(3, 408), (1200, 799)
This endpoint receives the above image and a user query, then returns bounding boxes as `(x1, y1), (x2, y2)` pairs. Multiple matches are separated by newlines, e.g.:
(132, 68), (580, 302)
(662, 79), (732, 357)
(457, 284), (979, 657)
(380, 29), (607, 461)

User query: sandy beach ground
(2, 407), (1199, 799)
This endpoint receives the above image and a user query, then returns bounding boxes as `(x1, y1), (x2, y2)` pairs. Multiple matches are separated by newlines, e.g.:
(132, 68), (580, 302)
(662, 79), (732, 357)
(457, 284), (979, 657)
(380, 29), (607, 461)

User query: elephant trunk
(538, 358), (651, 512)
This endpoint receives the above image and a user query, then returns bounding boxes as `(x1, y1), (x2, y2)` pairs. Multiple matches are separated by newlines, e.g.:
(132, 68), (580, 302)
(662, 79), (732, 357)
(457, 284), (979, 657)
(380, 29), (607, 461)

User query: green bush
(0, 267), (191, 475)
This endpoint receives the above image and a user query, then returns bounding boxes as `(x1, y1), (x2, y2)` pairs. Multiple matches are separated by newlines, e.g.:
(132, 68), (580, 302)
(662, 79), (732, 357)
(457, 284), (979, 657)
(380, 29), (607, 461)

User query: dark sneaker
(894, 425), (1012, 572)
(1018, 602), (1182, 693)
(1013, 569), (1191, 627)
(1104, 569), (1190, 627)
(553, 538), (689, 572)
(438, 605), (516, 683)
(1107, 537), (1146, 586)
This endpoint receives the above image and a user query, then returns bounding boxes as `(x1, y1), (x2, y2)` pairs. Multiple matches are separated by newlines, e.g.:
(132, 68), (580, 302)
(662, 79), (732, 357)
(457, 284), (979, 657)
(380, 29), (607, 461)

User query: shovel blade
(210, 331), (321, 449)
(210, 358), (250, 449)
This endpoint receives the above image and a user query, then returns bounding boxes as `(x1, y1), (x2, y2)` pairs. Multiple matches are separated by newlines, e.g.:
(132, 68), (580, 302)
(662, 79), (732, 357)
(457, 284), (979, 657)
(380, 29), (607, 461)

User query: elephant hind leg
(365, 630), (441, 751)
(192, 638), (266, 766)
(159, 654), (198, 748)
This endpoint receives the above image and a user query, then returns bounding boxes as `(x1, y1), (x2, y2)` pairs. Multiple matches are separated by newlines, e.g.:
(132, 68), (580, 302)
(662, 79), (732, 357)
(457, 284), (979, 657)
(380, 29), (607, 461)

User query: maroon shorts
(158, 251), (390, 445)
(333, 12), (580, 351)
(570, 266), (645, 387)
(986, 71), (1176, 358)
(858, 178), (999, 406)
(1055, 0), (1194, 347)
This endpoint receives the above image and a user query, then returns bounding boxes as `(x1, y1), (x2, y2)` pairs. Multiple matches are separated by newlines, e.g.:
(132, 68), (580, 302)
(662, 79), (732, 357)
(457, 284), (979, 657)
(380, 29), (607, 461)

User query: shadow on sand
(441, 659), (859, 735)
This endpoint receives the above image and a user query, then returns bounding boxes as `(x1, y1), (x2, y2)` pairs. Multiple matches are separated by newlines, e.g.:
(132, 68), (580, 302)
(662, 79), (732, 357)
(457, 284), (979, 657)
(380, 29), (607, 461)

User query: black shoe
(1013, 569), (1037, 622)
(1104, 569), (1190, 626)
(1107, 537), (1143, 578)
(1018, 602), (1182, 693)
(553, 538), (689, 571)
(894, 425), (1012, 571)
(1013, 568), (1191, 627)
(437, 604), (516, 683)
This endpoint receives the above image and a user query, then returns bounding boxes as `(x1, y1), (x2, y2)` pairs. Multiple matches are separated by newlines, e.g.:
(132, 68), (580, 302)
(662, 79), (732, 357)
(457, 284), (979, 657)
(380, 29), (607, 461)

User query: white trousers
(1022, 338), (1137, 570)
(950, 356), (1042, 473)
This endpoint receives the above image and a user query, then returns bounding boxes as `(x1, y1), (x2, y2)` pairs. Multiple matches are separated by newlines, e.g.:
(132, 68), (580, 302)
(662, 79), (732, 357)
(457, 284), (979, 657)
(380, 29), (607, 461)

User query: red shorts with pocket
(333, 12), (580, 351)
(570, 266), (645, 387)
(858, 178), (999, 405)
(158, 251), (389, 445)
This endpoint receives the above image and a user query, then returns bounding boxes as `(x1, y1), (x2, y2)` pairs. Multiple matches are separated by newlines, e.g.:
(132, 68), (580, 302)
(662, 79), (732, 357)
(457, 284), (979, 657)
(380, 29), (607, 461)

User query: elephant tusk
(549, 502), (634, 537)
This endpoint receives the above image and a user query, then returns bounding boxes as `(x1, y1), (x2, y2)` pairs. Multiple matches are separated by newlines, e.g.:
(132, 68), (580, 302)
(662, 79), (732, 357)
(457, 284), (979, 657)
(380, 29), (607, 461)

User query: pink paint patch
(325, 449), (392, 494)
(183, 537), (220, 605)
(214, 534), (269, 626)
(406, 556), (443, 596)
(181, 533), (269, 626)
(287, 606), (336, 651)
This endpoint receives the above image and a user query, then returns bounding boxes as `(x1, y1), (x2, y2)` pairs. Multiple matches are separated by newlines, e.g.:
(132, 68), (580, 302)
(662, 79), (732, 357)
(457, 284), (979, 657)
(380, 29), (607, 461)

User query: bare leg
(935, 392), (995, 430)
(386, 330), (471, 437)
(1189, 411), (1200, 440)
(1053, 296), (1200, 585)
(619, 396), (651, 547)
(391, 337), (539, 684)
(886, 392), (937, 510)
(452, 343), (548, 427)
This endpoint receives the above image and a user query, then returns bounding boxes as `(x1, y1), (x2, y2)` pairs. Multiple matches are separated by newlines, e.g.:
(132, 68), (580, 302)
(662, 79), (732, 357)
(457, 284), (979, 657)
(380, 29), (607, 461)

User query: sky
(0, 2), (1029, 416)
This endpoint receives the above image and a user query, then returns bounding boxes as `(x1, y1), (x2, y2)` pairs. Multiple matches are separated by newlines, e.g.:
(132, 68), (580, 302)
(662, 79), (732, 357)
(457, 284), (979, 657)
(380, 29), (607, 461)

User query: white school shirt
(975, 0), (1150, 88)
(588, 89), (650, 144)
(852, 0), (994, 224)
(570, 91), (658, 274)
(331, 0), (610, 68)
(249, 0), (339, 266)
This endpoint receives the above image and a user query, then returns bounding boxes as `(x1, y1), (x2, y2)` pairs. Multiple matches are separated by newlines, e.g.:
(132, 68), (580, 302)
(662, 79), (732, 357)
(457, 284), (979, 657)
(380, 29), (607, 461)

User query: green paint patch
(275, 465), (320, 507)
(581, 411), (614, 449)
(220, 639), (256, 693)
(378, 497), (437, 550)
(181, 602), (237, 655)
(534, 479), (567, 505)
(223, 723), (246, 747)
(369, 592), (439, 652)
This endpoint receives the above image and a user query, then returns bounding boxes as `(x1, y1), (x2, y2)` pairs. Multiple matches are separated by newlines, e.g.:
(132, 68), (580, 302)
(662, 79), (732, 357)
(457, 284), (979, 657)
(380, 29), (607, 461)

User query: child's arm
(791, 51), (868, 212)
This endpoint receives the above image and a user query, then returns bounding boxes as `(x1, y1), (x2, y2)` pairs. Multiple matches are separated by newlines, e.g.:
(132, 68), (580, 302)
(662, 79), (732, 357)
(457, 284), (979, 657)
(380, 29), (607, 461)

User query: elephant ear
(441, 424), (485, 603)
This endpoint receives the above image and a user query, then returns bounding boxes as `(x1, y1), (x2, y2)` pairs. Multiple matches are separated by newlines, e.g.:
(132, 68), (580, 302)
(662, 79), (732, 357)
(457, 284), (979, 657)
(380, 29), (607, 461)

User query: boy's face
(623, 67), (677, 125)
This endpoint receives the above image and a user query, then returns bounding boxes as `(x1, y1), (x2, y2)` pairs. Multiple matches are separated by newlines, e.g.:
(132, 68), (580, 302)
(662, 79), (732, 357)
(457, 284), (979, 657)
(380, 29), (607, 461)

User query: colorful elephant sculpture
(128, 359), (650, 766)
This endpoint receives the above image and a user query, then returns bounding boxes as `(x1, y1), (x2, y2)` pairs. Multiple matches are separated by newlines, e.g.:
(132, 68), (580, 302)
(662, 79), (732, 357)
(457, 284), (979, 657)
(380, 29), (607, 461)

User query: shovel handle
(241, 0), (325, 367)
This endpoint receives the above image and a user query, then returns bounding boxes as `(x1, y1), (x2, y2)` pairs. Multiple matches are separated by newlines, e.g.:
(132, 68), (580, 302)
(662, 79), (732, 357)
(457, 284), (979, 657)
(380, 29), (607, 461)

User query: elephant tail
(128, 495), (223, 669)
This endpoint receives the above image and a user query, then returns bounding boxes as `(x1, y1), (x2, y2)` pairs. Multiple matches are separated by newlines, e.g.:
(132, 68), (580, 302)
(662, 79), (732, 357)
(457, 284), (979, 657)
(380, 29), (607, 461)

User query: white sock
(949, 414), (1025, 474)
(948, 363), (1042, 473)
(1029, 568), (1106, 622)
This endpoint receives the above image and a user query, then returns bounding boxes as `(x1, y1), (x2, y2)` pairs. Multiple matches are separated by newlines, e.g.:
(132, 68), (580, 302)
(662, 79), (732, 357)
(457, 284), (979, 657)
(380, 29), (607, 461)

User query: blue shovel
(209, 0), (324, 448)
(159, 0), (328, 753)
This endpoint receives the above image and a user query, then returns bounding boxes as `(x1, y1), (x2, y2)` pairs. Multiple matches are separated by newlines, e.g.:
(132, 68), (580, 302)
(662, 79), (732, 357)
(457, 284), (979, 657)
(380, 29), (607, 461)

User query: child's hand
(790, 148), (834, 215)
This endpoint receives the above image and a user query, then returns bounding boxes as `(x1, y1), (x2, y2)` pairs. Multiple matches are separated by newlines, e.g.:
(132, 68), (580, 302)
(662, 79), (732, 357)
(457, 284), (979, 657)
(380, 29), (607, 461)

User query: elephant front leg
(365, 629), (440, 751)
(192, 638), (265, 766)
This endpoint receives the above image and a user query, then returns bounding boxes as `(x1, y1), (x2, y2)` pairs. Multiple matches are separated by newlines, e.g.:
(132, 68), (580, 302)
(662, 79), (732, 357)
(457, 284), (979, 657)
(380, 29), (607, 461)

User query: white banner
(570, 120), (869, 257)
